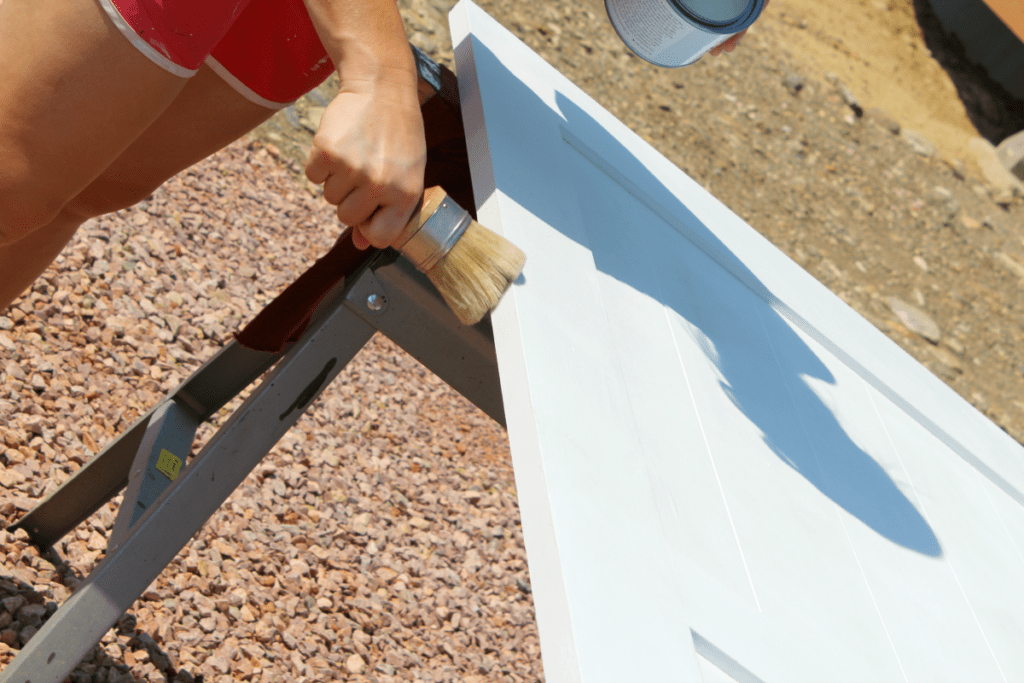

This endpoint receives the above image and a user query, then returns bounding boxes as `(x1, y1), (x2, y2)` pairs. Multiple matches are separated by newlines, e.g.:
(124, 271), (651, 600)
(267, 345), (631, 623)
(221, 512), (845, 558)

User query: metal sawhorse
(0, 48), (505, 683)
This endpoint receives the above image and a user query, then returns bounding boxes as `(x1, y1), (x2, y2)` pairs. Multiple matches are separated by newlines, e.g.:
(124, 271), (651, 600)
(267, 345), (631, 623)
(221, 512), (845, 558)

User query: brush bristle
(425, 220), (526, 325)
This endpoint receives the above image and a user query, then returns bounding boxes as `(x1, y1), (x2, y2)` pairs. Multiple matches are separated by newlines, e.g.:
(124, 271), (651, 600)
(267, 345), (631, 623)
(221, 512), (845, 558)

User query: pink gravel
(0, 137), (543, 682)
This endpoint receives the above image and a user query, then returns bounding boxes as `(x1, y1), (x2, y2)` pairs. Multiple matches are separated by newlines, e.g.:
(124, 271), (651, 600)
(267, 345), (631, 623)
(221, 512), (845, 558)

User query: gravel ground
(0, 144), (540, 682)
(3, 0), (1024, 681)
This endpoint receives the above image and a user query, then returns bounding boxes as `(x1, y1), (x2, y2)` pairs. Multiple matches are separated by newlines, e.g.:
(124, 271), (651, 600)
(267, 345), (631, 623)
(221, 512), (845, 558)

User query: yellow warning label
(156, 449), (182, 480)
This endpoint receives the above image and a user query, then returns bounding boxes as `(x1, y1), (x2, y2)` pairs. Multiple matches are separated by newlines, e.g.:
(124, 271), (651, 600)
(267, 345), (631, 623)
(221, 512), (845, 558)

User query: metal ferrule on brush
(400, 197), (472, 272)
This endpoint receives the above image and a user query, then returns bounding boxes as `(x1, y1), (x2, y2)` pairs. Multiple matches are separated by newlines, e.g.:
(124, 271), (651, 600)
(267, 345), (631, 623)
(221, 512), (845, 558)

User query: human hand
(709, 0), (769, 56)
(709, 31), (746, 56)
(305, 69), (426, 250)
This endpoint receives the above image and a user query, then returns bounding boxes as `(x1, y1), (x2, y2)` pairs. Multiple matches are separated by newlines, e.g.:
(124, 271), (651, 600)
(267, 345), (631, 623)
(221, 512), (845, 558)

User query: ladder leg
(0, 302), (375, 683)
(107, 399), (201, 550)
(9, 341), (281, 549)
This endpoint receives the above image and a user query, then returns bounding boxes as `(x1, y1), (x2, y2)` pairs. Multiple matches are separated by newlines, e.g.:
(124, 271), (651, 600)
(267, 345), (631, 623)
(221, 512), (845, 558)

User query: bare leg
(0, 64), (279, 312)
(0, 0), (187, 244)
(0, 216), (80, 311)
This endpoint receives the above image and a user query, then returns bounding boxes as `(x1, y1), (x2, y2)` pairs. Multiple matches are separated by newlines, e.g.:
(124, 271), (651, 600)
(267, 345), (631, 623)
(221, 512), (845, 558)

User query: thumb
(351, 226), (371, 250)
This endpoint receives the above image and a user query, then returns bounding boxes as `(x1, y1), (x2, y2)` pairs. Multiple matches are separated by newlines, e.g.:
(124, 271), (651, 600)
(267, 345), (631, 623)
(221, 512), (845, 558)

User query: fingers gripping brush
(234, 185), (524, 353)
(395, 185), (526, 325)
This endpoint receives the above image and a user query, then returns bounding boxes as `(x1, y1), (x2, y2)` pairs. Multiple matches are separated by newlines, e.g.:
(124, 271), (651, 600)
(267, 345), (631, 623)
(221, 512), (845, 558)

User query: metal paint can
(605, 0), (767, 67)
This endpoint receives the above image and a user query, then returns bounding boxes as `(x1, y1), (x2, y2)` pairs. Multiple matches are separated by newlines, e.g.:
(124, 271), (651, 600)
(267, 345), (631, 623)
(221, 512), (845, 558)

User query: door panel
(451, 2), (1024, 680)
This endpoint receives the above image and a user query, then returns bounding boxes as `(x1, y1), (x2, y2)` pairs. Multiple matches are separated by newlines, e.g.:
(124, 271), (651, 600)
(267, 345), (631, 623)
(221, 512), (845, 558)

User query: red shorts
(98, 0), (334, 107)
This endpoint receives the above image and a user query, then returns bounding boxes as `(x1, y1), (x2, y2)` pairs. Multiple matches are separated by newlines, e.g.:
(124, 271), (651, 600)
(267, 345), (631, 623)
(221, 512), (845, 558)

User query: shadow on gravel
(0, 571), (188, 682)
(468, 39), (943, 557)
(912, 0), (1024, 144)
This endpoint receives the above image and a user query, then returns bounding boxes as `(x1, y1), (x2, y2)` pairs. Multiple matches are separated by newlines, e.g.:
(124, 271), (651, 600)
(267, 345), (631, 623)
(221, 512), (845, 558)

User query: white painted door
(450, 3), (1024, 682)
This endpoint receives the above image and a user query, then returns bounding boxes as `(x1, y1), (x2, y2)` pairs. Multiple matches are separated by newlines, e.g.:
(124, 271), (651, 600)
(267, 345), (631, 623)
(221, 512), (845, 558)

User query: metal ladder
(0, 48), (503, 683)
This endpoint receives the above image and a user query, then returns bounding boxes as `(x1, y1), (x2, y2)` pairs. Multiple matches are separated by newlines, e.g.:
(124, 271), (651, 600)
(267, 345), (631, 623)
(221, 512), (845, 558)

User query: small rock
(866, 108), (899, 135)
(17, 603), (46, 627)
(23, 414), (45, 434)
(943, 198), (960, 219)
(375, 567), (398, 584)
(0, 630), (16, 647)
(408, 517), (430, 529)
(960, 215), (981, 230)
(928, 187), (960, 222)
(838, 85), (863, 117)
(991, 186), (1016, 207)
(5, 362), (26, 382)
(137, 343), (159, 359)
(18, 624), (38, 645)
(3, 596), (27, 614)
(996, 128), (1024, 181)
(288, 559), (311, 578)
(349, 512), (371, 534)
(901, 129), (936, 158)
(995, 252), (1024, 279)
(970, 137), (1024, 195)
(106, 670), (132, 683)
(971, 392), (989, 411)
(227, 588), (246, 607)
(945, 157), (967, 179)
(888, 297), (941, 343)
(0, 317), (12, 331)
(117, 613), (137, 634)
(345, 653), (366, 675)
(150, 650), (172, 672)
(944, 338), (965, 356)
(212, 539), (236, 558)
(104, 315), (132, 335)
(782, 71), (805, 96)
(207, 655), (230, 674)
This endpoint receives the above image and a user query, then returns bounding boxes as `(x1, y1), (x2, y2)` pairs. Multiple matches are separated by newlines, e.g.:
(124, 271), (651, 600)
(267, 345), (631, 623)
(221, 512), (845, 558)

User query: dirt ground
(766, 0), (1023, 170)
(765, 0), (979, 168)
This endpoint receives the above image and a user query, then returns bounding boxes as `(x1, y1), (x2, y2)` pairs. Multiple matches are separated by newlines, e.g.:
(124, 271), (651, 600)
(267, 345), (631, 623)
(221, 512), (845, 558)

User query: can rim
(668, 0), (766, 34)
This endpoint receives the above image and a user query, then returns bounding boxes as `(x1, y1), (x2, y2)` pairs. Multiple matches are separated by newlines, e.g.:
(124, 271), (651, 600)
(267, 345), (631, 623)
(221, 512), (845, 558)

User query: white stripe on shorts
(205, 57), (295, 110)
(95, 0), (197, 79)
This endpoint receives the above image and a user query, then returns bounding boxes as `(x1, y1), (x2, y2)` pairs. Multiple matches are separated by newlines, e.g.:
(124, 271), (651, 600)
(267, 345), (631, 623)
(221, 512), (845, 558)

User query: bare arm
(302, 0), (426, 250)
